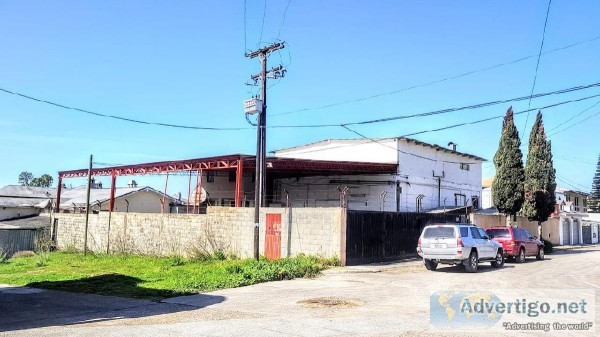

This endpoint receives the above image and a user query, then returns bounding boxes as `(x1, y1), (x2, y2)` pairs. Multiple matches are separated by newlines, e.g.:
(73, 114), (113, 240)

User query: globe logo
(430, 290), (503, 329)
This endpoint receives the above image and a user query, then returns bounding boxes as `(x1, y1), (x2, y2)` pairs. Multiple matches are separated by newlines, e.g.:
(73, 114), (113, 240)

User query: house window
(416, 198), (423, 213)
(455, 193), (466, 206)
(229, 171), (236, 182)
(574, 197), (580, 207)
(460, 163), (470, 171)
(566, 195), (571, 202)
(206, 171), (215, 183)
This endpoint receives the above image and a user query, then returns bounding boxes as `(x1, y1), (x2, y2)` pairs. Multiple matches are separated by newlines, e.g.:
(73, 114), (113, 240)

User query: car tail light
(417, 238), (421, 247)
(457, 237), (463, 254)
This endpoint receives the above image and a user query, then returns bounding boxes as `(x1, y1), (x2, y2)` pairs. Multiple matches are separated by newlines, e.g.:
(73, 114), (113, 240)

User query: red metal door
(265, 213), (282, 260)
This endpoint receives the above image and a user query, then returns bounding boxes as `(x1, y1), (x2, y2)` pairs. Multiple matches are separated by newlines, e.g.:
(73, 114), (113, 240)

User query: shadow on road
(434, 264), (515, 273)
(0, 274), (224, 333)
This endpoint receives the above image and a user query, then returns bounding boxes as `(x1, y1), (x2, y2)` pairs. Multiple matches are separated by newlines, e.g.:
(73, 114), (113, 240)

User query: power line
(548, 108), (600, 138)
(258, 0), (267, 46)
(277, 0), (292, 40)
(401, 93), (600, 138)
(270, 92), (600, 157)
(270, 33), (600, 117)
(244, 0), (248, 53)
(523, 0), (552, 136)
(0, 87), (250, 131)
(269, 82), (600, 128)
(547, 99), (600, 132)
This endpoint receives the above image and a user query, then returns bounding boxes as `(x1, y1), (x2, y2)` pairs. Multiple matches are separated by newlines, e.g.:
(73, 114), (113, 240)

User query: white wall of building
(273, 138), (483, 212)
(0, 207), (40, 220)
(98, 190), (167, 213)
(274, 139), (398, 163)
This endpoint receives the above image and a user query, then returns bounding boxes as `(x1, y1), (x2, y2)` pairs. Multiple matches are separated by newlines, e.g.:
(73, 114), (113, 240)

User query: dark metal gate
(345, 211), (459, 265)
(582, 225), (592, 244)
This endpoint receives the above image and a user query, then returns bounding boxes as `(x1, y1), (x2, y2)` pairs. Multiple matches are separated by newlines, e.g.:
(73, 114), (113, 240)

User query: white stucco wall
(0, 207), (40, 220)
(97, 190), (167, 213)
(274, 139), (398, 163)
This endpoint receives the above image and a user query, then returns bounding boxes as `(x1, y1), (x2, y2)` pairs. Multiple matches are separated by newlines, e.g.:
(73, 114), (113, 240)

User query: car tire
(424, 259), (438, 271)
(536, 246), (545, 260)
(516, 247), (526, 263)
(491, 249), (505, 268)
(464, 250), (478, 273)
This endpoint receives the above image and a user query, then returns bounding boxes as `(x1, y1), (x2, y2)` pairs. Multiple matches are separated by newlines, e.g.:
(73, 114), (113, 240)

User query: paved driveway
(2, 246), (599, 336)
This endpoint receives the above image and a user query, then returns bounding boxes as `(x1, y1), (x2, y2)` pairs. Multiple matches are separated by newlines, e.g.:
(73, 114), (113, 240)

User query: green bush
(543, 240), (553, 254)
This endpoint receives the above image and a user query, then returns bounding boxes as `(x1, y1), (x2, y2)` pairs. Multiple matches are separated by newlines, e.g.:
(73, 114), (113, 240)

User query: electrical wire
(548, 108), (600, 138)
(277, 0), (292, 40)
(0, 87), (251, 131)
(269, 82), (600, 129)
(272, 92), (600, 158)
(523, 0), (552, 136)
(258, 0), (267, 47)
(244, 0), (248, 54)
(270, 33), (600, 117)
(547, 99), (600, 132)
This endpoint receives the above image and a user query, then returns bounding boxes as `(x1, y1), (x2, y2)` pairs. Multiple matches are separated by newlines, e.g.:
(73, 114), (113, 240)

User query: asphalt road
(1, 246), (599, 337)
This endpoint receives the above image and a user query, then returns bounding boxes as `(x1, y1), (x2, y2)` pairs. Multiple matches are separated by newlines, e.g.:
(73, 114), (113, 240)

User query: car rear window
(424, 227), (455, 238)
(487, 228), (510, 238)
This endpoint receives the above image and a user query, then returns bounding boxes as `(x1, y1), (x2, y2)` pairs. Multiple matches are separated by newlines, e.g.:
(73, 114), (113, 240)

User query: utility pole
(245, 42), (286, 260)
(84, 154), (93, 256)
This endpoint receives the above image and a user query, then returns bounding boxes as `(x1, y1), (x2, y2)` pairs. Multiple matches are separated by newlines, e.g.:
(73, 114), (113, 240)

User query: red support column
(56, 176), (63, 212)
(161, 171), (170, 214)
(235, 159), (244, 207)
(109, 171), (116, 212)
(187, 171), (192, 214)
(197, 169), (203, 214)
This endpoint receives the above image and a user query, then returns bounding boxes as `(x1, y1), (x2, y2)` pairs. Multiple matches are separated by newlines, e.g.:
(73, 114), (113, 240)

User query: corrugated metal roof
(0, 216), (50, 229)
(272, 137), (487, 162)
(0, 185), (57, 199)
(0, 197), (50, 208)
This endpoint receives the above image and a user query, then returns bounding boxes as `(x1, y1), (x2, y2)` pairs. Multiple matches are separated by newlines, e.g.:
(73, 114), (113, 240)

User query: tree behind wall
(18, 171), (34, 186)
(589, 154), (600, 213)
(30, 174), (54, 188)
(521, 112), (556, 235)
(492, 107), (525, 226)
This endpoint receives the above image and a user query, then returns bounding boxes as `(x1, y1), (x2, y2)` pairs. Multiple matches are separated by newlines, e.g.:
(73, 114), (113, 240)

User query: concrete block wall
(52, 206), (344, 260)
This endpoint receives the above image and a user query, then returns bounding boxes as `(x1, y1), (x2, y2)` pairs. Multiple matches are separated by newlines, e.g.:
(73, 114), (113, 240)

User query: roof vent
(128, 180), (138, 188)
(448, 142), (457, 151)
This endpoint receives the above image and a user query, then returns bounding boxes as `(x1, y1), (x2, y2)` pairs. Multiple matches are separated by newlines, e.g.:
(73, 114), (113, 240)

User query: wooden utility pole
(246, 42), (286, 260)
(84, 154), (93, 256)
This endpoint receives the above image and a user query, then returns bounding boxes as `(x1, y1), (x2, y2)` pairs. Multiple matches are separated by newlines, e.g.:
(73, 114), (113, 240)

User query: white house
(272, 137), (485, 212)
(58, 185), (179, 214)
(0, 185), (55, 221)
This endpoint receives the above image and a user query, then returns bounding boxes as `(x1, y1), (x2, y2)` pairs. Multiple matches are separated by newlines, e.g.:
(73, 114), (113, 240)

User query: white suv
(416, 224), (504, 273)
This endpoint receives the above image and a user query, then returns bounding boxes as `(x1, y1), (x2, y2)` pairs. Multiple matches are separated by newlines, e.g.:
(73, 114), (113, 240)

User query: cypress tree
(589, 154), (600, 213)
(492, 107), (525, 225)
(522, 112), (556, 236)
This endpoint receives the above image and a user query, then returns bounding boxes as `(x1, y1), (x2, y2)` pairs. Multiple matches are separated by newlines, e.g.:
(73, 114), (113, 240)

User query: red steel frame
(56, 154), (397, 213)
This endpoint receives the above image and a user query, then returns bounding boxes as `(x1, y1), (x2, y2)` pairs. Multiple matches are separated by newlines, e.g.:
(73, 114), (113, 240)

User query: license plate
(434, 244), (446, 248)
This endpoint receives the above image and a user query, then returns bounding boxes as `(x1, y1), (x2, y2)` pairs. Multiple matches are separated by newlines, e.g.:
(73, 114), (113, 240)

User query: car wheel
(464, 251), (478, 273)
(491, 249), (505, 268)
(516, 247), (526, 263)
(424, 259), (438, 271)
(536, 246), (545, 260)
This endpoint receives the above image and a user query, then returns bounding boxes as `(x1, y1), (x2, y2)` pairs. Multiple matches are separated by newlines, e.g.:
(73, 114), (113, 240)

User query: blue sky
(0, 0), (598, 196)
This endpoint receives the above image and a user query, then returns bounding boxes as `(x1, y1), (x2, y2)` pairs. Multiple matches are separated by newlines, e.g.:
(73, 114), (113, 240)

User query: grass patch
(0, 252), (338, 300)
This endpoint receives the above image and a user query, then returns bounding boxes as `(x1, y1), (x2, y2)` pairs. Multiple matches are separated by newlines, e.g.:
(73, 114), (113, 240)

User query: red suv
(485, 227), (544, 262)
